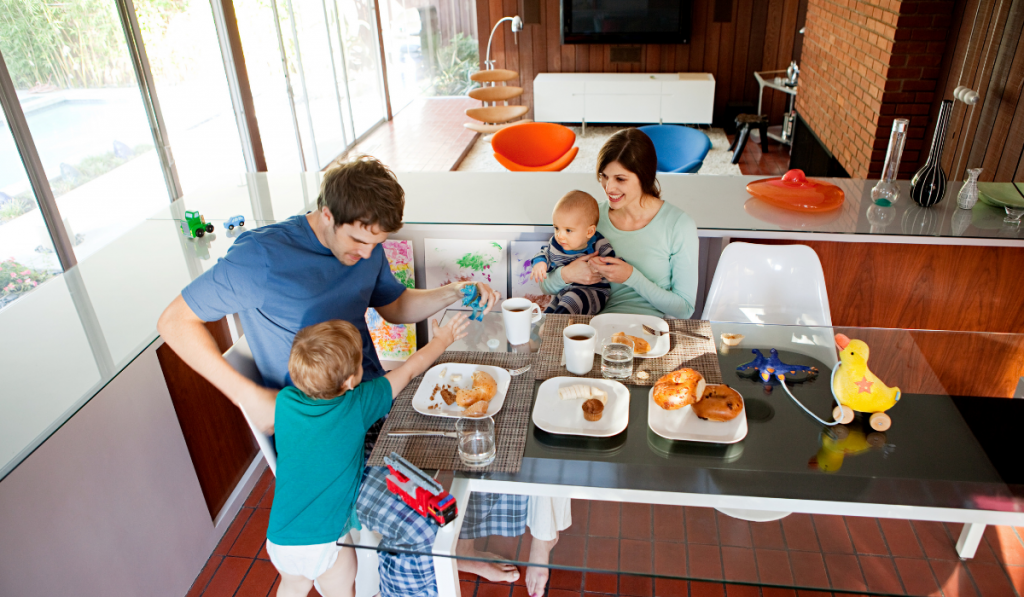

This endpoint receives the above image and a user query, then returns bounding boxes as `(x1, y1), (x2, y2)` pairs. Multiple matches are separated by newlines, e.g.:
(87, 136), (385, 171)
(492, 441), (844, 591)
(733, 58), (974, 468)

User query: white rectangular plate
(647, 386), (748, 444)
(411, 364), (511, 418)
(590, 313), (670, 359)
(533, 377), (630, 437)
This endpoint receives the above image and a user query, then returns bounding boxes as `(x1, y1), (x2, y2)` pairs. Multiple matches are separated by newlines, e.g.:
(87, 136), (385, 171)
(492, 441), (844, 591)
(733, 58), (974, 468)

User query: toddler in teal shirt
(267, 314), (469, 597)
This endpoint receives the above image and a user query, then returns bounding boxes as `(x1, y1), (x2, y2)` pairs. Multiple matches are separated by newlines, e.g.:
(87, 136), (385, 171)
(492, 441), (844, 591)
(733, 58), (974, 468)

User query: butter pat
(558, 384), (608, 404)
(450, 374), (463, 383)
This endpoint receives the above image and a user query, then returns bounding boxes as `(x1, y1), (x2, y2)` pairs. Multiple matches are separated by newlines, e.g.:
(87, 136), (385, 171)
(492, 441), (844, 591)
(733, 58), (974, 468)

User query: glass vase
(957, 168), (983, 209)
(910, 100), (953, 207)
(871, 118), (909, 206)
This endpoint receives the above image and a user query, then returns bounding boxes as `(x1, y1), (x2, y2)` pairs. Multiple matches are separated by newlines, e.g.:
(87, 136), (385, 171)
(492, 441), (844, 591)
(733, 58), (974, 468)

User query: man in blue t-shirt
(158, 157), (524, 596)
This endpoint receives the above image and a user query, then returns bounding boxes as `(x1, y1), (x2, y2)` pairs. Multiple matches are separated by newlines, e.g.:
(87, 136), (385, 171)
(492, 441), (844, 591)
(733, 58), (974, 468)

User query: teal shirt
(268, 377), (393, 546)
(541, 200), (698, 318)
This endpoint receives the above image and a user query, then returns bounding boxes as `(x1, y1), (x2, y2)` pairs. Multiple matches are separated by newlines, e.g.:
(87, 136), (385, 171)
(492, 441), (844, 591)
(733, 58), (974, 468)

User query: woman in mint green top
(539, 128), (698, 318)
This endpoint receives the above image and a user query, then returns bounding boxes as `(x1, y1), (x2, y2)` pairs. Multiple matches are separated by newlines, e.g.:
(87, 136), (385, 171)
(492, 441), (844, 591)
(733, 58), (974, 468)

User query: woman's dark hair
(318, 155), (404, 232)
(596, 128), (661, 200)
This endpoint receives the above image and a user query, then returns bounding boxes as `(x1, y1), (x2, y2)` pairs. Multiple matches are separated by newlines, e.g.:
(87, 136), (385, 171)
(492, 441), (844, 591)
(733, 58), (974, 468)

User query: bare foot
(457, 541), (520, 583)
(525, 536), (558, 597)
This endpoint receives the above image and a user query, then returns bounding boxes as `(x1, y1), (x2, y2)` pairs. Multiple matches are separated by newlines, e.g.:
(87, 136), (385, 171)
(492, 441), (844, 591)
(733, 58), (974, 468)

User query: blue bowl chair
(637, 125), (713, 174)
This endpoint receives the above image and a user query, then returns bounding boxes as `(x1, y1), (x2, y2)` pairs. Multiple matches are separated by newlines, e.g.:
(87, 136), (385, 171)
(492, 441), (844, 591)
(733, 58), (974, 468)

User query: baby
(266, 314), (467, 597)
(530, 190), (615, 315)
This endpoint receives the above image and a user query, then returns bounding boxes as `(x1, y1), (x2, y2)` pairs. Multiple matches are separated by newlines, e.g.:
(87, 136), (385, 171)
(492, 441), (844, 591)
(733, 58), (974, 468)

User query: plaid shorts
(356, 465), (527, 597)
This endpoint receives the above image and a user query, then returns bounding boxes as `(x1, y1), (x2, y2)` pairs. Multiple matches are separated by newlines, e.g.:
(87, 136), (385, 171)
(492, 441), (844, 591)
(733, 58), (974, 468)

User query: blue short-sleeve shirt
(182, 215), (406, 388)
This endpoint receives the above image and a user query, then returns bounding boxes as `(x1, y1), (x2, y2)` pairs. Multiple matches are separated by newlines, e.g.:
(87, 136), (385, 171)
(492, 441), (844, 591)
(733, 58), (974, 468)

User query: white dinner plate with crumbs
(412, 364), (511, 418)
(533, 377), (630, 437)
(589, 313), (670, 359)
(647, 386), (748, 444)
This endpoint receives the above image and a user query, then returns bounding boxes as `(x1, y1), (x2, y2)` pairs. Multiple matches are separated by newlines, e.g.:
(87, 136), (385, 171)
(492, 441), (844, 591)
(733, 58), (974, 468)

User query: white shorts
(527, 496), (572, 542)
(266, 537), (345, 581)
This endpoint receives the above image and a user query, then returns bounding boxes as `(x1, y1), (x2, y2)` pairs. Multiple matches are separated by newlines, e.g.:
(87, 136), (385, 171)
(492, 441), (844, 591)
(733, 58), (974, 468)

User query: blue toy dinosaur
(460, 284), (485, 321)
(737, 348), (819, 392)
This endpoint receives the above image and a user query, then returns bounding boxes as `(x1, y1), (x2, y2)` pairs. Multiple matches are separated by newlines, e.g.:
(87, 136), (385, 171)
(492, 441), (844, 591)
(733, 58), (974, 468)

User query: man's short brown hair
(318, 155), (405, 233)
(553, 190), (599, 227)
(288, 320), (363, 400)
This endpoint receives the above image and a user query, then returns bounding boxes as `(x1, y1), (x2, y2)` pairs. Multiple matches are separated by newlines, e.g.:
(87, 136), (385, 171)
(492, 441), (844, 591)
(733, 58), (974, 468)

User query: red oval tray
(746, 169), (845, 212)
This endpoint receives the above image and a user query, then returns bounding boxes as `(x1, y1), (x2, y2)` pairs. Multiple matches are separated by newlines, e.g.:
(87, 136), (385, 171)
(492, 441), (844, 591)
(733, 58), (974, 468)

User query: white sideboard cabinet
(534, 73), (715, 129)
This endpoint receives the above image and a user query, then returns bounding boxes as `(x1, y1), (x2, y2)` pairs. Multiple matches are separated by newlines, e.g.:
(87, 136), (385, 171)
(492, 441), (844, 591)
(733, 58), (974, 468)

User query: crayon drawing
(424, 239), (507, 309)
(365, 240), (416, 360)
(510, 240), (552, 310)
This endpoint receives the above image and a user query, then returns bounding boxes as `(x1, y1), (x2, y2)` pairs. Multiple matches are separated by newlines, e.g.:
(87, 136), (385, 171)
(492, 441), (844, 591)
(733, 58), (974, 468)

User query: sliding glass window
(0, 0), (169, 262)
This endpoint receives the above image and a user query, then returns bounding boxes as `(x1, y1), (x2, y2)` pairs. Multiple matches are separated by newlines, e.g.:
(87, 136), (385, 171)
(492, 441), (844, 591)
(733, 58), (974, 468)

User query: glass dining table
(353, 312), (1024, 597)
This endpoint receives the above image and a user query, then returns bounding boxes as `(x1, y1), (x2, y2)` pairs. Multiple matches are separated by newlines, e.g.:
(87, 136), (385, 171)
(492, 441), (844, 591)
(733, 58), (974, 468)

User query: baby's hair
(289, 320), (362, 400)
(553, 190), (599, 227)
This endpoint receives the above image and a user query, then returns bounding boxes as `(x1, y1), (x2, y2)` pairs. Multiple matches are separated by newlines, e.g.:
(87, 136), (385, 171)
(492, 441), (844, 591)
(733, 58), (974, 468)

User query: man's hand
(430, 312), (471, 348)
(530, 262), (548, 284)
(454, 281), (501, 315)
(241, 385), (279, 434)
(559, 253), (602, 285)
(589, 256), (633, 284)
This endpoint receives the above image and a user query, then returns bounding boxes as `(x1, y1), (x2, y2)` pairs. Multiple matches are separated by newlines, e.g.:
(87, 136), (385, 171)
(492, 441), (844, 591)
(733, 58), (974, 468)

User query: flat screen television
(562, 0), (692, 44)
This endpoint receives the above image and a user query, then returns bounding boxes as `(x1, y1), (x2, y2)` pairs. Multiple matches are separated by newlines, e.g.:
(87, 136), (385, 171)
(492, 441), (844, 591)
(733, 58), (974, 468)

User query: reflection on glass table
(346, 322), (1024, 597)
(439, 309), (543, 354)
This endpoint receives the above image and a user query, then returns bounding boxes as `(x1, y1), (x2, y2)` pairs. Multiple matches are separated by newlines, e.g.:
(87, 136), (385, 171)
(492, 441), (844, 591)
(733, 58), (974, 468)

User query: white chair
(223, 335), (381, 597)
(702, 242), (837, 522)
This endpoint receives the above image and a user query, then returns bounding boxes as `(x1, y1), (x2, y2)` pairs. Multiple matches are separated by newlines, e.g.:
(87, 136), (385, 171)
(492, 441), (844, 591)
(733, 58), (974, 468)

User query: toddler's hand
(530, 262), (548, 284)
(430, 312), (470, 348)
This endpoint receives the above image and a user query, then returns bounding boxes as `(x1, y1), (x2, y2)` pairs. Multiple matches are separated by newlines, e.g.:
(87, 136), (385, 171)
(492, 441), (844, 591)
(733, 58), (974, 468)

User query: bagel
(653, 368), (706, 410)
(455, 370), (498, 407)
(691, 384), (744, 421)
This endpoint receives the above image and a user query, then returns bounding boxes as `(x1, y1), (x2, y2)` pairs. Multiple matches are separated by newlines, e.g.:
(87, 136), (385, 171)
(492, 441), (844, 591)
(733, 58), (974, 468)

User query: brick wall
(796, 0), (953, 179)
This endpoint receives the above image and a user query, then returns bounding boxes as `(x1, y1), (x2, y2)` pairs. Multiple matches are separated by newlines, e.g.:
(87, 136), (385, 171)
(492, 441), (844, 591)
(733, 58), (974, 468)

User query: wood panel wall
(475, 0), (804, 126)
(157, 318), (258, 519)
(922, 0), (1024, 182)
(749, 240), (1024, 398)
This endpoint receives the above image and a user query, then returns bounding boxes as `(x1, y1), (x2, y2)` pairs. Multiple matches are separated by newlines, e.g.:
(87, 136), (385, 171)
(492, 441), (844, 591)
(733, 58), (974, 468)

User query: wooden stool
(729, 114), (770, 164)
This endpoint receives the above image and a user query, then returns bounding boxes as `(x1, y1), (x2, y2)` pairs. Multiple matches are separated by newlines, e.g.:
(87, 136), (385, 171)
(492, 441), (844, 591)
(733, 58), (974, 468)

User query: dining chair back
(224, 335), (381, 596)
(637, 124), (712, 173)
(702, 242), (836, 523)
(491, 122), (579, 171)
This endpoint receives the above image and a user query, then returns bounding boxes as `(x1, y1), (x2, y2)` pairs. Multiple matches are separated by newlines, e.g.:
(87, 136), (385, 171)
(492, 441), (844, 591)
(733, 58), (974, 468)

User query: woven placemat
(533, 315), (722, 385)
(367, 352), (533, 474)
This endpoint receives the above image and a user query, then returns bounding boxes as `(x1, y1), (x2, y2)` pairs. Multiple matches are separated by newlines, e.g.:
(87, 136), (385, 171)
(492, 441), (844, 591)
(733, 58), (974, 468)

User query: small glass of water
(601, 337), (634, 379)
(1005, 206), (1024, 225)
(456, 416), (495, 467)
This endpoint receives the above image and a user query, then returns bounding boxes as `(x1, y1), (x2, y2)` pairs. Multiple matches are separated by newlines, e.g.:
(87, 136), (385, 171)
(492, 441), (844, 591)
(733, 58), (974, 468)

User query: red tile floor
(186, 467), (1024, 597)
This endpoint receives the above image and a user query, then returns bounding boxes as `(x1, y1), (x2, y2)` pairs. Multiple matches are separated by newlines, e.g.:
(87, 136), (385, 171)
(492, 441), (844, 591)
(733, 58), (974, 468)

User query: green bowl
(978, 182), (1024, 208)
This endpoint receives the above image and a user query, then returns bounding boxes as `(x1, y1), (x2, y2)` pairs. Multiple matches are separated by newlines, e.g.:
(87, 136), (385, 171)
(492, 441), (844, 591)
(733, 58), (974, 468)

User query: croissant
(456, 371), (498, 407)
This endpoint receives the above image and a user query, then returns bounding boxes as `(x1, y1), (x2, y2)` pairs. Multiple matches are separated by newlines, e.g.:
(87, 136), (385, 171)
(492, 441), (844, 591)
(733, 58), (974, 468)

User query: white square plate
(532, 377), (630, 437)
(589, 313), (670, 359)
(411, 364), (512, 418)
(647, 386), (748, 444)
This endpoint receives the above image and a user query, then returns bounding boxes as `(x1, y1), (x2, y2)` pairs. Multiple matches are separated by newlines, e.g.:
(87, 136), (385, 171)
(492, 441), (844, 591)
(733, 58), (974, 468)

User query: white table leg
(956, 523), (986, 559)
(433, 477), (471, 597)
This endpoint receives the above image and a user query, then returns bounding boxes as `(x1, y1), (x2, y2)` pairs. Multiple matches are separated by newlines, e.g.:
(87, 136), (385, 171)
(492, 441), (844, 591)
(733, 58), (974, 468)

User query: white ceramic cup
(563, 324), (597, 375)
(501, 298), (542, 345)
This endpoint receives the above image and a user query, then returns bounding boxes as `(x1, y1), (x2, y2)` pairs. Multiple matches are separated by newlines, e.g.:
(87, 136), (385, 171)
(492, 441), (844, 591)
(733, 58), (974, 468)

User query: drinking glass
(456, 416), (495, 467)
(601, 337), (634, 379)
(1004, 206), (1024, 225)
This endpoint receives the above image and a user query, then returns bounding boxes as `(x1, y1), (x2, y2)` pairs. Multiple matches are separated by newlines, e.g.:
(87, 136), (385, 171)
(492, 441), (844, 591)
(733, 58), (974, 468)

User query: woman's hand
(589, 256), (633, 284)
(559, 254), (603, 285)
(429, 313), (470, 348)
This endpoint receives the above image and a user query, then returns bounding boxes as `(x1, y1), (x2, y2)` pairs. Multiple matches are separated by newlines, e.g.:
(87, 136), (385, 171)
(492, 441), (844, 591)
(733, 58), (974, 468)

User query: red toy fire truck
(384, 452), (458, 526)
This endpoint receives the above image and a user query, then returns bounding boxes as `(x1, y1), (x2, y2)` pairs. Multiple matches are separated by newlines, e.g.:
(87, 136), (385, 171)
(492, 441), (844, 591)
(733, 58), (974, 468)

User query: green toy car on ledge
(180, 210), (215, 239)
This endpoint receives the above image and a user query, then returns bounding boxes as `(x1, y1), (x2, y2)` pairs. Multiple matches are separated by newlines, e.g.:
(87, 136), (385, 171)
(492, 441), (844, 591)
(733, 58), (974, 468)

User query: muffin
(582, 398), (604, 422)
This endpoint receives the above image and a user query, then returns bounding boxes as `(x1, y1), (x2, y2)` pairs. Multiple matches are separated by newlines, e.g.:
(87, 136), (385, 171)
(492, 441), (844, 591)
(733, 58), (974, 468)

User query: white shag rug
(455, 125), (742, 175)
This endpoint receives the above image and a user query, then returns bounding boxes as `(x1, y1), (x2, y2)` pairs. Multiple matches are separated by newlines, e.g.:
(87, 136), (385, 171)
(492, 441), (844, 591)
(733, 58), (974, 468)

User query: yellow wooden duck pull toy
(831, 334), (901, 431)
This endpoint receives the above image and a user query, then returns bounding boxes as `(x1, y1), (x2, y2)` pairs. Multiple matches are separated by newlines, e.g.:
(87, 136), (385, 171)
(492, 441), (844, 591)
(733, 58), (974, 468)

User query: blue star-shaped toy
(737, 348), (819, 390)
(460, 284), (485, 321)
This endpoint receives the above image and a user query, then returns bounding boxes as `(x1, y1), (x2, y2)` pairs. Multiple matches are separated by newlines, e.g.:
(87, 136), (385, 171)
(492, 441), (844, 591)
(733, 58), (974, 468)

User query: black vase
(910, 100), (953, 207)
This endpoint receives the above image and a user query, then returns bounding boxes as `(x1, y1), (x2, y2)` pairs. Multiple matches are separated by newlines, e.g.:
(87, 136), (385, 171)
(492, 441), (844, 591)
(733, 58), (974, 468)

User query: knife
(388, 429), (457, 438)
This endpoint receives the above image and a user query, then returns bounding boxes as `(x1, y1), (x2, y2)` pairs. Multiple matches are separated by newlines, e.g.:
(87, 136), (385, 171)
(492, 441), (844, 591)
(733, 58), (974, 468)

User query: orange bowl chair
(491, 122), (578, 171)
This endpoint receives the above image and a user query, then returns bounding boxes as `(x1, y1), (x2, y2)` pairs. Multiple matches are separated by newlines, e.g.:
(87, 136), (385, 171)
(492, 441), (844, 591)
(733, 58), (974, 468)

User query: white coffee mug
(501, 298), (542, 345)
(563, 324), (597, 375)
